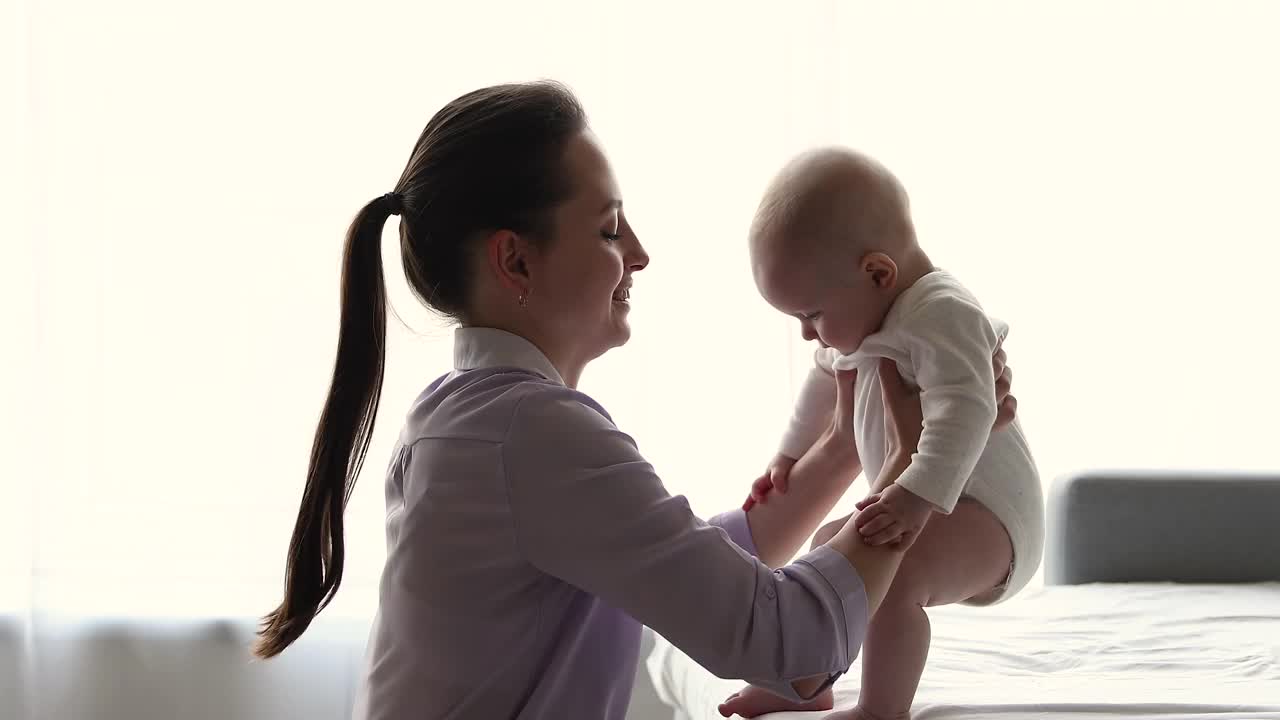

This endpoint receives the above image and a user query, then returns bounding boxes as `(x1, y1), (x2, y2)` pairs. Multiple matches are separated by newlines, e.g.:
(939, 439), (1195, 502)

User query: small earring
(518, 293), (529, 307)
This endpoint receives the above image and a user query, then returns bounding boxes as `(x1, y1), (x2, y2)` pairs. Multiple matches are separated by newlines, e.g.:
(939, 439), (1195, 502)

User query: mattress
(646, 582), (1280, 719)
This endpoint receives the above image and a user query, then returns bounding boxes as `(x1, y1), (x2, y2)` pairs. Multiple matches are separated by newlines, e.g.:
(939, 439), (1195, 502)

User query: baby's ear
(861, 251), (899, 289)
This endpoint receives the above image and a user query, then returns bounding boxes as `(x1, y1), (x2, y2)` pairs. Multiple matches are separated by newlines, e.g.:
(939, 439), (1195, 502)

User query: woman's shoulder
(484, 374), (648, 486)
(405, 368), (618, 445)
(501, 376), (617, 437)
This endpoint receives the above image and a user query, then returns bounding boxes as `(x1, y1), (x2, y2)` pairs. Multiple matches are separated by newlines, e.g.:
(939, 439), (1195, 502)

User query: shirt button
(765, 586), (777, 600)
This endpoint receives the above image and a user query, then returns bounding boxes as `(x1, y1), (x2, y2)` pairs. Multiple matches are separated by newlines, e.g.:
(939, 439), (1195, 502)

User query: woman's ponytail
(253, 195), (397, 658)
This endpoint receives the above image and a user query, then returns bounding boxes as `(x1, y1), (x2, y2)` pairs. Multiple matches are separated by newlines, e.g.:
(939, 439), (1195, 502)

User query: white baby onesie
(779, 270), (1044, 603)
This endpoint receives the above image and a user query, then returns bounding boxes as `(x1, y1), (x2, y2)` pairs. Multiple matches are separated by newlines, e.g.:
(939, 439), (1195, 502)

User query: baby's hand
(742, 454), (799, 511)
(854, 483), (934, 548)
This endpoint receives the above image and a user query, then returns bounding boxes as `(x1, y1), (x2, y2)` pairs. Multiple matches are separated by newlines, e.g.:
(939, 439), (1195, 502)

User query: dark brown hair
(254, 81), (586, 658)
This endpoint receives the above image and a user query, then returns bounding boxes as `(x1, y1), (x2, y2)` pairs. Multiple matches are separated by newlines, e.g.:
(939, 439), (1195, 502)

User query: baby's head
(749, 147), (926, 355)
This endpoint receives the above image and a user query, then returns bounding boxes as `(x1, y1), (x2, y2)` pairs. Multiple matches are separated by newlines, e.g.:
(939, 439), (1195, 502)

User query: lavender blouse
(351, 328), (868, 719)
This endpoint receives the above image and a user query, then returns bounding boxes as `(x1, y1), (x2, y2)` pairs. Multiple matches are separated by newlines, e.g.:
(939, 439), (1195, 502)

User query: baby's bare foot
(717, 685), (835, 718)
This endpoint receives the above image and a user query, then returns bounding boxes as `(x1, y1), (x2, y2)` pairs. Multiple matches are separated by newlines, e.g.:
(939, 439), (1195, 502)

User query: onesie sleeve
(892, 298), (1003, 513)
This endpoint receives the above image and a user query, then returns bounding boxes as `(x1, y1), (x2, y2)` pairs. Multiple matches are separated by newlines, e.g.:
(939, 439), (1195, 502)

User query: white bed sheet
(646, 583), (1280, 719)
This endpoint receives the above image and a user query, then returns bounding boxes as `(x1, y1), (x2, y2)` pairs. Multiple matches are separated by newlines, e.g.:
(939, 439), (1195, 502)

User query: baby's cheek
(821, 320), (866, 355)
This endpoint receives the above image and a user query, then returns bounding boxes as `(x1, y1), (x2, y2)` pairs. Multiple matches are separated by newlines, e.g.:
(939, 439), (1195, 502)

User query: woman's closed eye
(601, 213), (624, 242)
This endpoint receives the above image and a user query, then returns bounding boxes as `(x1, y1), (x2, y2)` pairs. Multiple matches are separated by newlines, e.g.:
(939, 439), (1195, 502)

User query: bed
(645, 471), (1280, 719)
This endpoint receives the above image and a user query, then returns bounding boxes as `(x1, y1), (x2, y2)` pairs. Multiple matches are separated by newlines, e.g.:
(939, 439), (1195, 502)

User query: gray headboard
(1045, 470), (1280, 585)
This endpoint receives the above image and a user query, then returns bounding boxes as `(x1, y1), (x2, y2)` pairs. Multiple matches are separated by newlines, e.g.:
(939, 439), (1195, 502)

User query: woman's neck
(461, 319), (586, 388)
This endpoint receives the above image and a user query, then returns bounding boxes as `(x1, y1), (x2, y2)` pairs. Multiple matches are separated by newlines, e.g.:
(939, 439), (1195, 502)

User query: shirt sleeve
(893, 297), (1002, 514)
(706, 507), (760, 557)
(777, 348), (839, 459)
(503, 387), (868, 701)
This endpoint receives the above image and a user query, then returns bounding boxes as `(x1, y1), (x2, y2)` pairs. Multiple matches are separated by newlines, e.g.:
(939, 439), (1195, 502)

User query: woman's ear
(484, 229), (534, 297)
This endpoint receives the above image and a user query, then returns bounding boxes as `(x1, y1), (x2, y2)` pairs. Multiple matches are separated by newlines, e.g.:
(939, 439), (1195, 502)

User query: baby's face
(754, 252), (889, 355)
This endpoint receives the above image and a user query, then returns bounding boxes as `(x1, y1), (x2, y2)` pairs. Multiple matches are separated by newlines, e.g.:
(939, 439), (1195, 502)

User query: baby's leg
(840, 498), (1012, 720)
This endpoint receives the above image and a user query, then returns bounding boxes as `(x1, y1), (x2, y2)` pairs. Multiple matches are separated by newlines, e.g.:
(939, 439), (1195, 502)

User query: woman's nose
(626, 232), (649, 272)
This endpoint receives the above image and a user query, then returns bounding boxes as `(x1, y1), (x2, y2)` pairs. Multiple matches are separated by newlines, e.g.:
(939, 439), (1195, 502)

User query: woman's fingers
(994, 393), (1018, 430)
(995, 365), (1013, 398)
(991, 335), (1016, 430)
(992, 364), (1014, 430)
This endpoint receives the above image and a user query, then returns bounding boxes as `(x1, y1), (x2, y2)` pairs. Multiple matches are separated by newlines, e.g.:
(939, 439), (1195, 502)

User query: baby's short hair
(751, 147), (915, 263)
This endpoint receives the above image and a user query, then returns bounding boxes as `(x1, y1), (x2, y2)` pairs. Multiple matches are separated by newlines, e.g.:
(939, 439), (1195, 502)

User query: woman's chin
(612, 321), (632, 347)
(584, 324), (631, 365)
(608, 313), (632, 347)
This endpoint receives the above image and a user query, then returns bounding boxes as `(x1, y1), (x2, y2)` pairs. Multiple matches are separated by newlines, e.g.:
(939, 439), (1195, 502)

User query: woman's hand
(744, 339), (1016, 512)
(878, 357), (924, 470)
(993, 340), (1017, 430)
(878, 338), (1017, 464)
(853, 357), (930, 548)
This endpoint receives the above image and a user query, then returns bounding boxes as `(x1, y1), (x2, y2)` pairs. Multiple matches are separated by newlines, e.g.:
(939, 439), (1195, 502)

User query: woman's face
(524, 130), (649, 373)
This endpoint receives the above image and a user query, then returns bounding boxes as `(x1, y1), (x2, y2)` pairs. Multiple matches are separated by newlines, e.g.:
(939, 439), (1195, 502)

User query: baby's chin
(826, 336), (868, 357)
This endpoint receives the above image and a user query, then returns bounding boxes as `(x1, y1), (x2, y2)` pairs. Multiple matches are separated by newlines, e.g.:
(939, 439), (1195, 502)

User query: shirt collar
(452, 327), (565, 386)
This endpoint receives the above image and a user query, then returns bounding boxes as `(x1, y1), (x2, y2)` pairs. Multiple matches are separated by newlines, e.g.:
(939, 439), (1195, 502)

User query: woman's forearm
(820, 450), (913, 616)
(745, 435), (862, 568)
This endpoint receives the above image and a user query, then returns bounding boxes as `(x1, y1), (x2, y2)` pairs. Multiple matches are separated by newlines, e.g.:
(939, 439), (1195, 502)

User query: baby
(719, 149), (1045, 720)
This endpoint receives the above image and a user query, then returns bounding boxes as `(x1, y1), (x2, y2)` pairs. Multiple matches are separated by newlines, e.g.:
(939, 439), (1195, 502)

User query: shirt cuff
(708, 508), (760, 559)
(792, 545), (869, 673)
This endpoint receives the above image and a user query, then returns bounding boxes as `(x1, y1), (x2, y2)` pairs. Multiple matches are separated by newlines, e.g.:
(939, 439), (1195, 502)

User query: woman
(255, 81), (1016, 719)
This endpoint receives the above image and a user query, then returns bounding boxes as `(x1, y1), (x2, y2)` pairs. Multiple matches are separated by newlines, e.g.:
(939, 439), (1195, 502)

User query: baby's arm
(777, 349), (840, 461)
(744, 349), (844, 510)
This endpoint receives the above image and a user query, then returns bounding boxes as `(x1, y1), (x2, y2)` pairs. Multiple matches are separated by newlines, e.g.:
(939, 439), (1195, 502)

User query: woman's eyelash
(601, 231), (623, 241)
